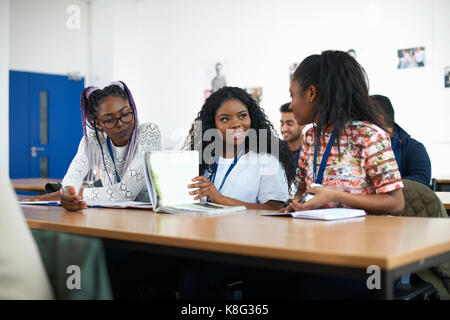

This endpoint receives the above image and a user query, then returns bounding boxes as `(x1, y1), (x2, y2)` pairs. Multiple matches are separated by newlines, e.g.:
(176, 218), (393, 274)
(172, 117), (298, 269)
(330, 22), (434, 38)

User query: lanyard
(210, 147), (245, 193)
(313, 131), (336, 184)
(106, 137), (121, 183)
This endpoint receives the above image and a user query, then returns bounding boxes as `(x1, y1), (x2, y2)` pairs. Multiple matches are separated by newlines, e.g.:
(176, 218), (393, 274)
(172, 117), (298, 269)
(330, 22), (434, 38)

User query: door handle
(31, 146), (45, 158)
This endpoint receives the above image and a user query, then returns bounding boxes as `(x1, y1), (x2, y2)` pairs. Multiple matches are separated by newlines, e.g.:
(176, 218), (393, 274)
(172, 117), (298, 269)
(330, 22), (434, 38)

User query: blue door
(9, 71), (84, 179)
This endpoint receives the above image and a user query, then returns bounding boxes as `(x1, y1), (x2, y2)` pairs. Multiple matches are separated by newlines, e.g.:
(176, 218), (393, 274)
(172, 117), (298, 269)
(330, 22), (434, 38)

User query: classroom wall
(0, 0), (10, 175)
(9, 0), (89, 80)
(99, 0), (450, 178)
(5, 0), (450, 178)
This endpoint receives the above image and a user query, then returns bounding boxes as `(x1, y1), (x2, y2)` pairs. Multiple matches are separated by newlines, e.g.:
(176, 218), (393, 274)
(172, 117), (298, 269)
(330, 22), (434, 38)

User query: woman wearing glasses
(24, 81), (161, 211)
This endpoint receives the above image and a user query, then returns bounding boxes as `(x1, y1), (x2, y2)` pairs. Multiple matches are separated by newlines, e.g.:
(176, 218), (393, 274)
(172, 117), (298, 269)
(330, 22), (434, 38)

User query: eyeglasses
(97, 111), (134, 129)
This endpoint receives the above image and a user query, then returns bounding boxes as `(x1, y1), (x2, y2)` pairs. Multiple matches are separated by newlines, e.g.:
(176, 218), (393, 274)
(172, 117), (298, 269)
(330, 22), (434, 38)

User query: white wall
(7, 0), (450, 178)
(89, 0), (113, 87)
(104, 0), (450, 177)
(9, 0), (89, 79)
(0, 0), (9, 174)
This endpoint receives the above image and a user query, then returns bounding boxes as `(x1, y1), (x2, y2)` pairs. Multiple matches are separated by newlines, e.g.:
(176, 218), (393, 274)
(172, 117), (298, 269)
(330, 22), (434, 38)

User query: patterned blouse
(62, 122), (162, 201)
(297, 121), (403, 207)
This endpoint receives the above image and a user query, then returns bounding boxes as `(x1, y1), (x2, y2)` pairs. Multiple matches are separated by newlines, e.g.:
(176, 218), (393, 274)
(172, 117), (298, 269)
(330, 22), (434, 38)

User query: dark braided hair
(292, 50), (386, 152)
(184, 86), (296, 188)
(80, 81), (139, 184)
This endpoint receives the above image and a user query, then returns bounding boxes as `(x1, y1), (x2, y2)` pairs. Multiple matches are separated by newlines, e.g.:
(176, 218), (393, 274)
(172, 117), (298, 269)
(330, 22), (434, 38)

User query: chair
(397, 179), (450, 300)
(31, 229), (113, 300)
(401, 179), (448, 218)
(430, 178), (437, 192)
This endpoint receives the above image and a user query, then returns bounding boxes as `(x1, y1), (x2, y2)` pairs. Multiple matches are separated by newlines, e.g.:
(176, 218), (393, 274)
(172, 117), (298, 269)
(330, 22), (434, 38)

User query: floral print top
(297, 121), (403, 207)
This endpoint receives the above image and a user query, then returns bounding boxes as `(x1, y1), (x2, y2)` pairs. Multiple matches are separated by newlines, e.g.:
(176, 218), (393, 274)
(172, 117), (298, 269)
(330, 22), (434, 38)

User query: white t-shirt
(204, 151), (289, 204)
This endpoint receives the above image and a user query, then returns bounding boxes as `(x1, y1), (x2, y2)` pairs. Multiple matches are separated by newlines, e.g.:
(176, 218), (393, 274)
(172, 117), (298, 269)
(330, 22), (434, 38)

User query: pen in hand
(57, 182), (71, 195)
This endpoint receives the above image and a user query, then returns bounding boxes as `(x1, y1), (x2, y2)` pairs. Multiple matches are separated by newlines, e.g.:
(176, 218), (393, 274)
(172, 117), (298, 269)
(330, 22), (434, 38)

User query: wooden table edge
(27, 218), (449, 272)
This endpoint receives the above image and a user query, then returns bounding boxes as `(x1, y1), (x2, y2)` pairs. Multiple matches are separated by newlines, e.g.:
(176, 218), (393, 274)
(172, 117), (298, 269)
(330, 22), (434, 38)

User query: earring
(310, 99), (313, 103)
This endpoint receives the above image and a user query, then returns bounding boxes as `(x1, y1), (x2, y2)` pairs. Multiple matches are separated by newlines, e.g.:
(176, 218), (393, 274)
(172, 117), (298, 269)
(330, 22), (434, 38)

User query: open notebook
(18, 200), (152, 209)
(263, 208), (366, 221)
(143, 151), (246, 215)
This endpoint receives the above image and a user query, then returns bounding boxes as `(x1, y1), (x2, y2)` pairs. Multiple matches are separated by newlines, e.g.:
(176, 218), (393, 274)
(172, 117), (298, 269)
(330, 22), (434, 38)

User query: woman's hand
(60, 186), (87, 211)
(279, 189), (304, 213)
(188, 176), (224, 204)
(281, 185), (339, 212)
(22, 191), (61, 202)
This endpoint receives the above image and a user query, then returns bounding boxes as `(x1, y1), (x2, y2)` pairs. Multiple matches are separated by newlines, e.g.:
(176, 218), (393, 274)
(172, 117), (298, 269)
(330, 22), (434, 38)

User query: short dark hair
(279, 102), (292, 113)
(371, 94), (395, 128)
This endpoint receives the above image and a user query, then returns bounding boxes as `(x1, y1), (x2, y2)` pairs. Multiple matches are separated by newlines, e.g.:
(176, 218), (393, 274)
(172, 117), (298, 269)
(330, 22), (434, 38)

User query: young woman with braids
(283, 50), (404, 215)
(24, 81), (161, 211)
(185, 86), (295, 211)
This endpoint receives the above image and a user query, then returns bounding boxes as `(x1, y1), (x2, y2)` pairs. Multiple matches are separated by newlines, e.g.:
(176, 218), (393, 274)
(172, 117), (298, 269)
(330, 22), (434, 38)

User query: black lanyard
(106, 137), (121, 183)
(313, 131), (335, 184)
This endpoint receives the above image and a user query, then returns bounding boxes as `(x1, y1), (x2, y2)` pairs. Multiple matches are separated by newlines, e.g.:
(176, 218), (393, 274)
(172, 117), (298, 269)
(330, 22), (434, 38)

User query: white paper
(145, 151), (199, 207)
(85, 200), (152, 209)
(263, 208), (366, 221)
(18, 201), (61, 205)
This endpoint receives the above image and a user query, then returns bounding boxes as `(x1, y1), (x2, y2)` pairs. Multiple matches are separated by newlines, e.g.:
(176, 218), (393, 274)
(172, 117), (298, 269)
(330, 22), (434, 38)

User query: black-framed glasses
(97, 111), (134, 129)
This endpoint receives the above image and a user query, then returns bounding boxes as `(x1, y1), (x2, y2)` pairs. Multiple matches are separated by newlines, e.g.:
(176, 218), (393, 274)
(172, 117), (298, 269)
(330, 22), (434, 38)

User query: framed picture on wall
(397, 47), (425, 69)
(245, 87), (263, 104)
(289, 63), (299, 81)
(347, 49), (357, 59)
(445, 67), (450, 88)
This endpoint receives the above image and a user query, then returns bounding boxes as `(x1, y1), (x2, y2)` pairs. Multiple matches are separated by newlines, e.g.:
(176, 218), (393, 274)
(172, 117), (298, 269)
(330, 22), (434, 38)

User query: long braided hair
(184, 86), (296, 187)
(80, 81), (139, 184)
(292, 50), (385, 153)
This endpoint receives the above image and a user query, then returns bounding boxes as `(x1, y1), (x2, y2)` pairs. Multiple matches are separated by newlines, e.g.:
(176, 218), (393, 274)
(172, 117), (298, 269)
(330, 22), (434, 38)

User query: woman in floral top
(284, 50), (404, 215)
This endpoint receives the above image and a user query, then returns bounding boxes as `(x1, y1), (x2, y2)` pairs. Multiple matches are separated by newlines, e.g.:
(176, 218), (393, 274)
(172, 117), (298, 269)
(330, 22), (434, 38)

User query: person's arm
(83, 123), (162, 202)
(285, 186), (404, 215)
(402, 140), (432, 186)
(285, 126), (405, 215)
(22, 191), (61, 202)
(214, 194), (284, 210)
(61, 136), (91, 193)
(188, 176), (284, 210)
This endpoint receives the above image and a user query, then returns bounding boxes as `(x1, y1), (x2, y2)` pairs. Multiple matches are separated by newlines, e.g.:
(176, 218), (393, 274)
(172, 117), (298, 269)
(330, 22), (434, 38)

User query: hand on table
(61, 186), (87, 211)
(280, 185), (339, 212)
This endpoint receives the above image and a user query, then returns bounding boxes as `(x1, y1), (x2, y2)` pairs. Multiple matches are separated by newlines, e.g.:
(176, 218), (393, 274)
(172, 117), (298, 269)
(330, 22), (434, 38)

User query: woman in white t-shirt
(185, 86), (295, 210)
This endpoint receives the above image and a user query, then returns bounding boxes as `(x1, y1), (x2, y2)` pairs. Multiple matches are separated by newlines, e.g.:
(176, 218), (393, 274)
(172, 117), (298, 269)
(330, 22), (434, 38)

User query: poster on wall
(245, 87), (263, 104)
(445, 67), (450, 88)
(397, 47), (425, 69)
(347, 49), (357, 59)
(204, 89), (213, 101)
(204, 62), (227, 101)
